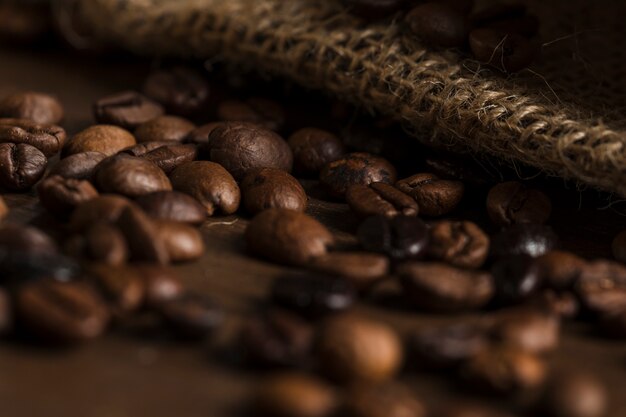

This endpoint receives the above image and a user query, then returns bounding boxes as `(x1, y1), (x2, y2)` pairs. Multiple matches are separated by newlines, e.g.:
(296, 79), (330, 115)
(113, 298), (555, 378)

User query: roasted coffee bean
(93, 91), (164, 130)
(134, 264), (184, 308)
(86, 263), (145, 316)
(63, 124), (136, 157)
(169, 161), (240, 215)
(320, 152), (397, 198)
(0, 142), (46, 191)
(0, 195), (8, 221)
(398, 262), (494, 311)
(142, 67), (209, 116)
(246, 209), (334, 266)
(185, 122), (224, 145)
(469, 28), (537, 72)
(0, 249), (79, 285)
(0, 118), (65, 157)
(396, 173), (464, 216)
(141, 143), (197, 174)
(308, 252), (389, 289)
(94, 154), (172, 198)
(0, 288), (12, 335)
(574, 260), (626, 315)
(82, 222), (128, 265)
(341, 0), (408, 20)
(157, 293), (222, 340)
(37, 175), (98, 218)
(287, 127), (345, 176)
(254, 373), (337, 417)
(16, 280), (109, 344)
(116, 205), (169, 264)
(207, 122), (293, 180)
(134, 115), (196, 143)
(530, 290), (579, 320)
(0, 224), (57, 255)
(347, 183), (418, 218)
(491, 224), (559, 259)
(0, 92), (63, 125)
(462, 346), (546, 393)
(49, 151), (106, 180)
(136, 190), (207, 224)
(437, 404), (515, 417)
(357, 215), (428, 260)
(540, 372), (607, 417)
(424, 155), (492, 187)
(69, 194), (132, 231)
(406, 3), (468, 48)
(241, 168), (307, 214)
(155, 220), (204, 262)
(0, 3), (51, 42)
(471, 3), (539, 38)
(490, 308), (560, 353)
(120, 141), (172, 157)
(315, 314), (403, 382)
(343, 382), (427, 417)
(271, 273), (355, 318)
(487, 181), (551, 226)
(492, 255), (542, 304)
(427, 220), (489, 269)
(536, 251), (586, 291)
(217, 98), (285, 132)
(599, 308), (626, 339)
(611, 229), (626, 263)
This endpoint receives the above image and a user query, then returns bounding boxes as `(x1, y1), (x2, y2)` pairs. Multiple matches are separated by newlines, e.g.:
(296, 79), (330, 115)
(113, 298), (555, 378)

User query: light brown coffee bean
(63, 125), (136, 157)
(535, 250), (586, 290)
(0, 91), (64, 125)
(69, 194), (132, 232)
(134, 264), (184, 308)
(0, 195), (8, 221)
(346, 182), (418, 218)
(490, 307), (560, 354)
(396, 173), (464, 216)
(115, 205), (169, 264)
(37, 175), (98, 218)
(155, 220), (204, 262)
(427, 220), (489, 269)
(134, 115), (196, 143)
(574, 260), (626, 316)
(136, 190), (207, 224)
(94, 154), (172, 198)
(241, 168), (307, 214)
(308, 252), (389, 289)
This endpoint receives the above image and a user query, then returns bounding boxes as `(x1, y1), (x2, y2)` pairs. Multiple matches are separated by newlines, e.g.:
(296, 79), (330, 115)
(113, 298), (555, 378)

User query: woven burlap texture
(78, 0), (626, 195)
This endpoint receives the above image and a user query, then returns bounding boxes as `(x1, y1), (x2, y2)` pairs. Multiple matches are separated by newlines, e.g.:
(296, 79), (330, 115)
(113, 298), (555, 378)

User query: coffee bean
(82, 222), (129, 265)
(136, 191), (207, 224)
(491, 255), (542, 304)
(343, 382), (427, 417)
(116, 205), (169, 264)
(49, 151), (107, 180)
(470, 3), (527, 27)
(469, 28), (537, 72)
(487, 181), (551, 226)
(0, 224), (57, 255)
(141, 143), (198, 174)
(69, 194), (132, 232)
(540, 372), (607, 417)
(287, 128), (345, 176)
(0, 288), (12, 335)
(241, 168), (307, 214)
(315, 314), (403, 382)
(207, 122), (293, 180)
(271, 273), (355, 318)
(0, 195), (7, 221)
(320, 152), (397, 198)
(155, 220), (204, 262)
(217, 98), (285, 132)
(308, 252), (389, 289)
(347, 183), (418, 218)
(0, 92), (64, 125)
(37, 175), (98, 218)
(357, 215), (429, 260)
(246, 209), (334, 266)
(0, 249), (79, 286)
(396, 173), (464, 216)
(530, 290), (579, 320)
(535, 251), (586, 291)
(574, 260), (626, 316)
(0, 3), (51, 42)
(424, 155), (492, 187)
(93, 91), (164, 130)
(157, 293), (222, 340)
(86, 263), (145, 316)
(398, 262), (494, 311)
(63, 125), (136, 157)
(134, 264), (184, 308)
(134, 115), (196, 143)
(406, 3), (468, 48)
(490, 224), (559, 259)
(490, 308), (560, 354)
(185, 122), (224, 145)
(16, 280), (110, 344)
(471, 3), (539, 38)
(341, 0), (408, 20)
(0, 142), (46, 191)
(611, 229), (626, 263)
(0, 116), (65, 156)
(94, 154), (172, 198)
(427, 220), (489, 269)
(169, 161), (240, 215)
(142, 67), (209, 116)
(120, 141), (172, 157)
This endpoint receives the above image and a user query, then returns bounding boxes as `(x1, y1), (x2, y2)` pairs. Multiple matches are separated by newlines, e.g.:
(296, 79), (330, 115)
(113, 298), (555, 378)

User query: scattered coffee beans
(491, 255), (542, 304)
(141, 143), (198, 174)
(396, 173), (464, 216)
(241, 168), (307, 214)
(136, 190), (207, 224)
(487, 181), (552, 226)
(63, 124), (136, 157)
(81, 222), (129, 266)
(134, 265), (184, 308)
(155, 220), (204, 262)
(69, 194), (132, 232)
(320, 152), (397, 198)
(116, 205), (170, 264)
(86, 263), (145, 316)
(427, 220), (489, 268)
(94, 154), (172, 198)
(490, 224), (559, 259)
(308, 252), (389, 288)
(357, 215), (429, 260)
(93, 91), (164, 129)
(535, 250), (586, 290)
(0, 117), (65, 156)
(287, 128), (344, 176)
(347, 182), (418, 218)
(37, 175), (98, 218)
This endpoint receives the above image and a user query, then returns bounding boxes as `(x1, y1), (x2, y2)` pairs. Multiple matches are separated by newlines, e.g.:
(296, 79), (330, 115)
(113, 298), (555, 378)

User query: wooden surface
(0, 45), (625, 417)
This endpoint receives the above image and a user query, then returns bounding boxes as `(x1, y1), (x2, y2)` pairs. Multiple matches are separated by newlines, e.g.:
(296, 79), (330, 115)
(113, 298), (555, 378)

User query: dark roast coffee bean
(136, 190), (207, 224)
(0, 117), (65, 156)
(134, 264), (184, 308)
(308, 252), (389, 289)
(63, 125), (136, 157)
(86, 263), (145, 316)
(396, 173), (464, 216)
(320, 152), (397, 198)
(49, 151), (107, 180)
(141, 143), (197, 174)
(611, 229), (626, 263)
(120, 141), (171, 157)
(287, 128), (345, 176)
(94, 154), (172, 198)
(37, 175), (98, 218)
(535, 250), (586, 290)
(574, 260), (626, 315)
(343, 382), (427, 417)
(157, 293), (222, 340)
(16, 280), (110, 343)
(69, 194), (132, 232)
(398, 262), (494, 311)
(271, 273), (355, 318)
(185, 122), (224, 145)
(207, 122), (293, 180)
(490, 307), (560, 353)
(134, 115), (196, 143)
(487, 181), (551, 226)
(427, 220), (489, 269)
(357, 215), (428, 260)
(0, 92), (63, 125)
(0, 288), (12, 335)
(217, 98), (285, 132)
(600, 308), (626, 339)
(469, 28), (537, 72)
(406, 3), (468, 48)
(492, 255), (542, 304)
(142, 67), (209, 116)
(0, 224), (57, 255)
(93, 91), (164, 130)
(241, 168), (307, 214)
(246, 209), (334, 266)
(155, 220), (204, 262)
(347, 183), (418, 218)
(169, 161), (240, 215)
(116, 205), (169, 264)
(341, 0), (408, 20)
(540, 372), (607, 417)
(490, 224), (559, 259)
(0, 249), (79, 285)
(0, 142), (46, 191)
(82, 222), (129, 266)
(424, 156), (491, 187)
(471, 3), (539, 37)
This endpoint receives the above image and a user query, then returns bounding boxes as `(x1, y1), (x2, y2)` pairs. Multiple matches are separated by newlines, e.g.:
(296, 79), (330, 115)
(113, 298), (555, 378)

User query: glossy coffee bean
(396, 173), (464, 216)
(0, 224), (57, 255)
(611, 229), (626, 263)
(241, 168), (307, 214)
(49, 151), (107, 180)
(490, 308), (560, 354)
(287, 127), (344, 176)
(134, 264), (184, 308)
(16, 280), (110, 344)
(37, 175), (98, 218)
(142, 67), (209, 116)
(169, 161), (240, 216)
(217, 98), (285, 132)
(155, 220), (204, 262)
(207, 122), (293, 180)
(69, 194), (132, 232)
(93, 91), (164, 130)
(469, 28), (537, 72)
(134, 115), (196, 143)
(347, 182), (418, 218)
(0, 91), (64, 125)
(490, 224), (559, 259)
(94, 154), (172, 198)
(86, 263), (145, 316)
(487, 181), (551, 226)
(116, 205), (169, 264)
(81, 222), (129, 266)
(0, 118), (65, 157)
(357, 215), (428, 260)
(120, 141), (172, 157)
(246, 209), (334, 266)
(320, 153), (396, 198)
(185, 122), (224, 145)
(427, 220), (489, 269)
(341, 0), (408, 20)
(398, 262), (494, 311)
(574, 260), (626, 315)
(536, 250), (586, 290)
(136, 190), (207, 224)
(492, 255), (542, 304)
(0, 143), (46, 191)
(315, 314), (403, 382)
(157, 293), (222, 340)
(424, 155), (491, 187)
(406, 3), (468, 48)
(541, 372), (607, 417)
(308, 252), (389, 289)
(141, 143), (197, 174)
(63, 125), (136, 157)
(343, 382), (427, 417)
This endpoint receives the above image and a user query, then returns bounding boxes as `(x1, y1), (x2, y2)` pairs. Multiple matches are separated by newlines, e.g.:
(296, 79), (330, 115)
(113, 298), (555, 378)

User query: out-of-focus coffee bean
(63, 125), (136, 157)
(86, 263), (145, 317)
(0, 92), (63, 125)
(343, 382), (427, 417)
(287, 128), (344, 176)
(341, 0), (408, 20)
(120, 141), (172, 157)
(490, 224), (559, 259)
(156, 293), (222, 340)
(141, 143), (198, 174)
(487, 181), (551, 226)
(142, 67), (209, 116)
(134, 115), (196, 143)
(94, 154), (172, 198)
(0, 224), (57, 255)
(320, 153), (397, 198)
(132, 264), (183, 308)
(0, 118), (65, 157)
(492, 255), (542, 304)
(69, 194), (132, 232)
(535, 251), (586, 291)
(490, 307), (560, 353)
(540, 372), (607, 417)
(471, 3), (539, 38)
(357, 215), (428, 260)
(308, 252), (389, 289)
(50, 151), (107, 180)
(0, 142), (47, 191)
(217, 98), (285, 132)
(82, 222), (128, 266)
(185, 122), (223, 145)
(347, 183), (418, 218)
(406, 3), (468, 48)
(136, 190), (207, 225)
(437, 404), (516, 417)
(469, 28), (537, 72)
(116, 205), (169, 264)
(427, 220), (489, 269)
(0, 288), (12, 335)
(0, 195), (8, 221)
(37, 175), (98, 218)
(0, 3), (51, 43)
(0, 249), (79, 285)
(154, 220), (204, 262)
(530, 290), (580, 320)
(396, 173), (464, 216)
(574, 260), (626, 315)
(241, 168), (307, 214)
(93, 91), (164, 130)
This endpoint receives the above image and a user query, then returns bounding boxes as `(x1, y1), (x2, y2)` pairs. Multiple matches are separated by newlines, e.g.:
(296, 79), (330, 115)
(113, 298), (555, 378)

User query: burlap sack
(74, 0), (626, 195)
